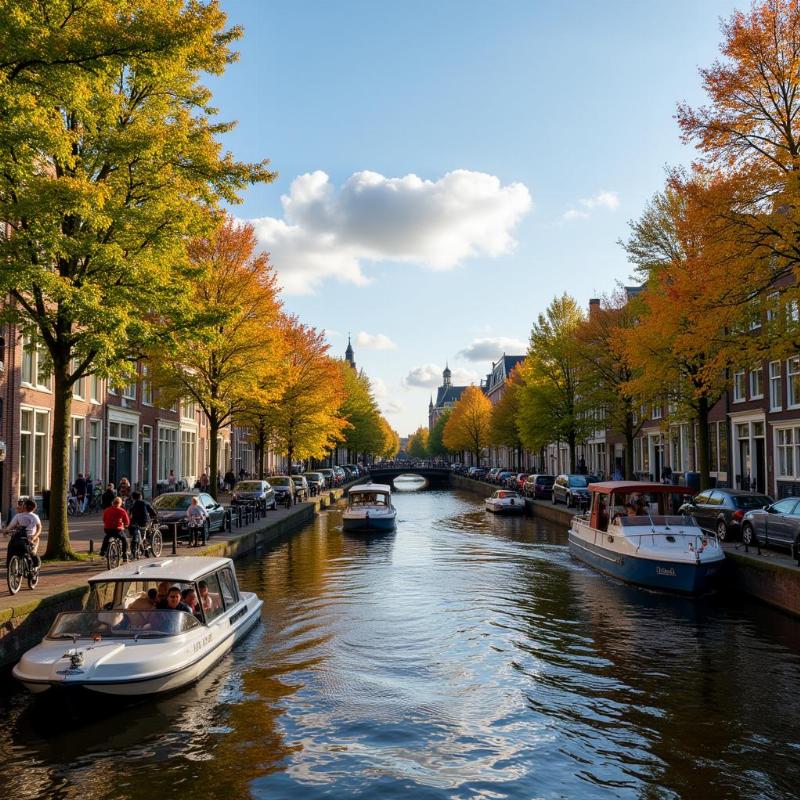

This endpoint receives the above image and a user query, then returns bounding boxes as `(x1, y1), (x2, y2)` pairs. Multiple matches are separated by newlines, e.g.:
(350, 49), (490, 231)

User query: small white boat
(485, 489), (525, 514)
(569, 481), (725, 594)
(13, 556), (262, 696)
(342, 483), (397, 532)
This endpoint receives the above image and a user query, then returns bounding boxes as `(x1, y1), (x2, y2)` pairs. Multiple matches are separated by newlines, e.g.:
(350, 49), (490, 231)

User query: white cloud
(249, 169), (532, 294)
(458, 336), (527, 362)
(561, 190), (620, 222)
(402, 363), (478, 389)
(356, 331), (397, 350)
(370, 376), (388, 397)
(370, 377), (404, 416)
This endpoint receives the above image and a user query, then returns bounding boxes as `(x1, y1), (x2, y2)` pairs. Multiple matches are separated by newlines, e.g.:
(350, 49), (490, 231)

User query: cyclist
(72, 473), (87, 515)
(4, 498), (42, 568)
(101, 497), (130, 561)
(127, 491), (157, 558)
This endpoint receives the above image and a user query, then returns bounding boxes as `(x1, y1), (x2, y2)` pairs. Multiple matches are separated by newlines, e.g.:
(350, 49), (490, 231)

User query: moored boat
(13, 556), (262, 696)
(569, 481), (725, 594)
(485, 489), (525, 514)
(342, 484), (397, 532)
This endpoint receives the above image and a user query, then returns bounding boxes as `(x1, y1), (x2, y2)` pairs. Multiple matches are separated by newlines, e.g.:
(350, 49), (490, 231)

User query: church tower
(345, 334), (356, 370)
(442, 362), (451, 389)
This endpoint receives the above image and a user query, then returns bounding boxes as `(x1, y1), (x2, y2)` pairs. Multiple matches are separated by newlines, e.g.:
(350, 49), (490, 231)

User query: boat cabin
(348, 484), (392, 507)
(586, 481), (696, 533)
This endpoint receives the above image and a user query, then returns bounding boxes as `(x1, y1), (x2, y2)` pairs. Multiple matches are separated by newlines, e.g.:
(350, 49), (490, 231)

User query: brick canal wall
(450, 473), (800, 618)
(0, 488), (347, 670)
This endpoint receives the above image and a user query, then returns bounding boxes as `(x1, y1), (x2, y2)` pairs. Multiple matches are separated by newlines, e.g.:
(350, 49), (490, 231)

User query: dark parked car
(679, 489), (772, 541)
(523, 474), (555, 499)
(552, 474), (590, 508)
(319, 468), (335, 488)
(231, 480), (276, 510)
(292, 475), (309, 501)
(304, 472), (325, 495)
(333, 466), (346, 485)
(742, 497), (800, 550)
(269, 476), (296, 506)
(152, 491), (228, 541)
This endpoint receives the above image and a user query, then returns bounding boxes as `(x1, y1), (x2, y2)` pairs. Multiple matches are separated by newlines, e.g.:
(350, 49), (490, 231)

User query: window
(772, 498), (798, 515)
(651, 405), (662, 420)
(766, 291), (780, 323)
(71, 360), (84, 400)
(21, 335), (51, 390)
(777, 428), (794, 478)
(20, 408), (49, 496)
(157, 427), (178, 482)
(123, 367), (137, 400)
(181, 430), (197, 481)
(748, 299), (761, 330)
(88, 420), (101, 482)
(218, 568), (239, 607)
(141, 426), (152, 489)
(733, 371), (746, 402)
(141, 365), (153, 405)
(788, 299), (800, 324)
(70, 417), (84, 483)
(788, 357), (800, 408)
(749, 366), (764, 399)
(200, 573), (224, 622)
(90, 375), (101, 403)
(182, 399), (196, 420)
(719, 421), (728, 474)
(769, 361), (782, 411)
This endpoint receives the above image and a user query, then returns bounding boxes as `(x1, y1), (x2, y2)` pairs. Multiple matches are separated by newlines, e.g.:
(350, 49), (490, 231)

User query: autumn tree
(379, 418), (400, 459)
(517, 295), (594, 471)
(150, 217), (284, 497)
(263, 318), (347, 469)
(428, 411), (452, 458)
(336, 363), (385, 461)
(0, 2), (273, 558)
(407, 427), (429, 459)
(490, 366), (524, 467)
(443, 386), (492, 465)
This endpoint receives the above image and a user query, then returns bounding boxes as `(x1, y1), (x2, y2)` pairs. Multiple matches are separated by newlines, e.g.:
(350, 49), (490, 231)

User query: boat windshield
(350, 492), (389, 506)
(47, 610), (200, 639)
(616, 515), (698, 528)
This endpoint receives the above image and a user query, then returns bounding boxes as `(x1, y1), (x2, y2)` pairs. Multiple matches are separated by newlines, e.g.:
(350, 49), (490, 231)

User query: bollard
(89, 539), (94, 555)
(172, 524), (178, 555)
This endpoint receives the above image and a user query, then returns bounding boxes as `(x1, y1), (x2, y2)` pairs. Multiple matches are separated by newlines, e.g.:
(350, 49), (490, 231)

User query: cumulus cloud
(249, 169), (532, 294)
(356, 331), (397, 350)
(458, 336), (528, 362)
(403, 363), (478, 389)
(370, 377), (403, 416)
(561, 190), (620, 222)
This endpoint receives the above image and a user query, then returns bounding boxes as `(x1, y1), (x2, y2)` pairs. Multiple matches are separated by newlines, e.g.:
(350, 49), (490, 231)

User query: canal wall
(0, 489), (347, 670)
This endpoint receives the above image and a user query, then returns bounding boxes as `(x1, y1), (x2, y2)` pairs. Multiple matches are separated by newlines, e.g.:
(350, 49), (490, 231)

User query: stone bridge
(363, 465), (451, 487)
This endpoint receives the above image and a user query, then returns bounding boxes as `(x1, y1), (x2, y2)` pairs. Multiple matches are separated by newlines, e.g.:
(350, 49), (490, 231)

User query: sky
(209, 0), (742, 436)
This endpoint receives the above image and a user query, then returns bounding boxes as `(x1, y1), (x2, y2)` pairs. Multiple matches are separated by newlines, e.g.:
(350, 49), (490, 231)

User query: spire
(429, 395), (434, 411)
(443, 361), (451, 388)
(345, 332), (355, 370)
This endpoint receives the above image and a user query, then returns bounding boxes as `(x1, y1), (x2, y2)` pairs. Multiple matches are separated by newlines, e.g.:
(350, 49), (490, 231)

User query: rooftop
(89, 556), (234, 583)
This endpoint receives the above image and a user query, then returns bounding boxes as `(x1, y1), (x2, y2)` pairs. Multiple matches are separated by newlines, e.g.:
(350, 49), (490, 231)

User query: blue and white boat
(342, 484), (397, 533)
(568, 481), (724, 594)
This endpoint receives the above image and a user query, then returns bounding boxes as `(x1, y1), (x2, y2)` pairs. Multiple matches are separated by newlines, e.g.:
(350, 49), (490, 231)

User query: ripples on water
(1, 486), (800, 799)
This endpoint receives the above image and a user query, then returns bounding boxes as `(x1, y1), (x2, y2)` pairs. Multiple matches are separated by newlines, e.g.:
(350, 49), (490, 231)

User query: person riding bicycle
(4, 498), (42, 568)
(101, 497), (130, 561)
(185, 496), (208, 547)
(127, 491), (158, 558)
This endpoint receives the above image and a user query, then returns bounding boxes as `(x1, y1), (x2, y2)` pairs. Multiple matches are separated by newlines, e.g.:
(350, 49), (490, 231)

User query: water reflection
(393, 474), (428, 491)
(0, 489), (799, 799)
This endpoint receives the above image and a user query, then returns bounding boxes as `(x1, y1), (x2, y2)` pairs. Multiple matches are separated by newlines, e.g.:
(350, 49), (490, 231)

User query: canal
(1, 482), (800, 799)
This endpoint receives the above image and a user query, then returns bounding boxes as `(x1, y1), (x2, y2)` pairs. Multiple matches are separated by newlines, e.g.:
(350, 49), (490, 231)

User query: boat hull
(13, 597), (263, 697)
(485, 502), (524, 515)
(342, 514), (396, 532)
(568, 532), (723, 594)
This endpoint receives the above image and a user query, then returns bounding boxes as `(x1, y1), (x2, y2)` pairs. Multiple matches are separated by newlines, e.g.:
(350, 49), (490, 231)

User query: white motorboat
(342, 483), (397, 532)
(13, 556), (262, 696)
(569, 481), (725, 594)
(485, 489), (525, 514)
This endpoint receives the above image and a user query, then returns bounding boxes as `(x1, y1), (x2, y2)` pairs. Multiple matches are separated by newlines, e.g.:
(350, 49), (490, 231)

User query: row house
(483, 354), (525, 469)
(0, 326), (260, 522)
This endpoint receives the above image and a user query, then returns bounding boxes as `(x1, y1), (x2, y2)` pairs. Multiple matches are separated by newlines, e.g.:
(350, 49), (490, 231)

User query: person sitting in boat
(626, 502), (639, 517)
(127, 588), (158, 611)
(157, 585), (192, 613)
(181, 587), (199, 615)
(198, 580), (216, 614)
(155, 580), (170, 606)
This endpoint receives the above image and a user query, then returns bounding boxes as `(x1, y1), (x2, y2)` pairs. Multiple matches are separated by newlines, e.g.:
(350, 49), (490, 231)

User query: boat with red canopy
(568, 481), (725, 594)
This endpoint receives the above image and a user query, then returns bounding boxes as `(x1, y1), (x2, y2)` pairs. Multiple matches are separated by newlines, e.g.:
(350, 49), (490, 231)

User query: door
(764, 498), (799, 546)
(754, 438), (766, 494)
(739, 439), (752, 489)
(108, 440), (132, 485)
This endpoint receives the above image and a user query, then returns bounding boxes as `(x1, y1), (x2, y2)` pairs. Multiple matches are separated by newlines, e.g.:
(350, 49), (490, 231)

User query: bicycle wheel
(7, 555), (23, 595)
(27, 558), (40, 590)
(67, 497), (77, 516)
(106, 538), (123, 570)
(149, 529), (163, 557)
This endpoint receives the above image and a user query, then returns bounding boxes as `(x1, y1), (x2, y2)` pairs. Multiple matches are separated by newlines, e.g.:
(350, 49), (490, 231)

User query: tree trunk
(697, 396), (711, 490)
(257, 428), (265, 479)
(44, 360), (75, 560)
(567, 432), (577, 474)
(209, 416), (220, 500)
(624, 416), (635, 480)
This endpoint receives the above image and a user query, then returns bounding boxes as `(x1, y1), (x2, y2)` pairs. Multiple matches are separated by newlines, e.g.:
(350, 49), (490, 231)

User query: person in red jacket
(101, 496), (130, 560)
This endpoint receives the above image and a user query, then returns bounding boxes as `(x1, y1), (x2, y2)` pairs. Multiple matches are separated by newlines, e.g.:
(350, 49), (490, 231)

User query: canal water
(1, 481), (800, 800)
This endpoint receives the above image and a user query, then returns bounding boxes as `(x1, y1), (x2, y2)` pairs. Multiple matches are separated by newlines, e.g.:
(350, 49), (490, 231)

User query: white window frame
(733, 371), (746, 403)
(141, 365), (153, 406)
(776, 427), (795, 479)
(749, 366), (764, 400)
(20, 407), (50, 496)
(21, 335), (52, 392)
(788, 357), (800, 409)
(141, 425), (152, 490)
(88, 419), (102, 482)
(70, 416), (85, 483)
(766, 291), (780, 323)
(157, 425), (179, 482)
(769, 361), (782, 411)
(90, 374), (102, 404)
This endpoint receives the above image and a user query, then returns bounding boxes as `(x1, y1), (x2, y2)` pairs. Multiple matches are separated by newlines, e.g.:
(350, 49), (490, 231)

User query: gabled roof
(435, 385), (467, 406)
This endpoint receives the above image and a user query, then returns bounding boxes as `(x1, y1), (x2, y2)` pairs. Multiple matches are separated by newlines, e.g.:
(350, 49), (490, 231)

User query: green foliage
(407, 427), (429, 458)
(337, 363), (386, 456)
(428, 411), (452, 457)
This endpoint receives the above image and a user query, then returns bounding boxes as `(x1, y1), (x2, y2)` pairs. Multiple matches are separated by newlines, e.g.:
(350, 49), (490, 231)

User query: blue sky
(210, 0), (741, 435)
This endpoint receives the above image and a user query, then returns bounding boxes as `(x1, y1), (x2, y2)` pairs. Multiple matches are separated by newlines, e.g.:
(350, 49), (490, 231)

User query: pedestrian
(73, 472), (87, 515)
(199, 472), (209, 492)
(101, 482), (117, 509)
(238, 467), (246, 482)
(118, 476), (131, 500)
(224, 469), (236, 492)
(167, 469), (176, 489)
(185, 495), (208, 547)
(101, 496), (130, 560)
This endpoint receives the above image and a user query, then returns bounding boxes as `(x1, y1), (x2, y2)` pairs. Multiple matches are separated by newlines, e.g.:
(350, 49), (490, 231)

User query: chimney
(588, 298), (601, 318)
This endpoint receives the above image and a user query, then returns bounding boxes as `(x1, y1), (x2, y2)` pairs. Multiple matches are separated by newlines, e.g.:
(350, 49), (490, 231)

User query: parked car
(319, 468), (335, 488)
(231, 480), (276, 510)
(523, 474), (555, 499)
(269, 476), (296, 506)
(497, 470), (515, 487)
(487, 468), (501, 483)
(552, 474), (591, 508)
(679, 489), (772, 541)
(333, 466), (346, 485)
(513, 473), (529, 492)
(304, 472), (325, 495)
(291, 475), (309, 501)
(742, 496), (800, 550)
(152, 491), (228, 541)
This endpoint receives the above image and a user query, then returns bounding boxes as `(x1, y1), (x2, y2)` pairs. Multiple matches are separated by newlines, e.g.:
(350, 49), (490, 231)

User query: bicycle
(130, 520), (163, 560)
(7, 535), (40, 595)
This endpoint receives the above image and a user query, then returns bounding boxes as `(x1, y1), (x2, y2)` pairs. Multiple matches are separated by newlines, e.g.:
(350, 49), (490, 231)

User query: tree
(443, 386), (492, 465)
(336, 363), (385, 461)
(263, 318), (347, 469)
(0, 2), (274, 558)
(428, 411), (452, 458)
(150, 217), (284, 498)
(379, 418), (400, 459)
(407, 427), (429, 459)
(490, 367), (524, 466)
(517, 294), (594, 471)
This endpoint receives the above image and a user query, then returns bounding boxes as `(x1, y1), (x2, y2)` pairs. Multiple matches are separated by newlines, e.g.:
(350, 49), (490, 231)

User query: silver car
(231, 480), (276, 510)
(742, 497), (800, 551)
